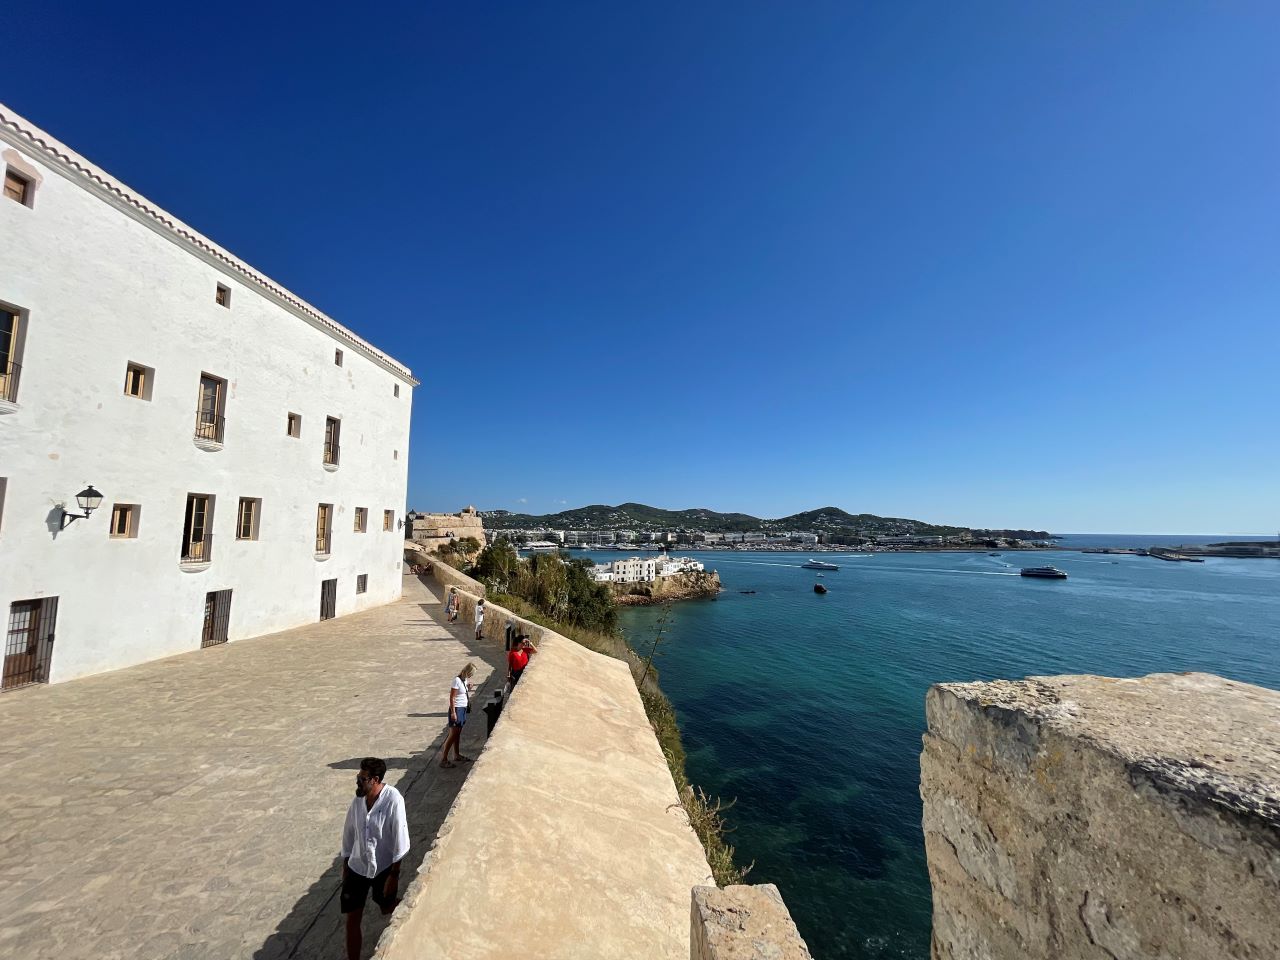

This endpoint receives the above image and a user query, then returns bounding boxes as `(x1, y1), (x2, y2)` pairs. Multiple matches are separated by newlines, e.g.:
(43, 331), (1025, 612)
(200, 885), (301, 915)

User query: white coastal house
(0, 103), (415, 688)
(591, 554), (705, 584)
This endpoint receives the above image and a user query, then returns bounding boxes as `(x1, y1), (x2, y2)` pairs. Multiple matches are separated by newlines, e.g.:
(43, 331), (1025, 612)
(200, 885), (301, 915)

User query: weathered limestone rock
(613, 570), (723, 605)
(921, 672), (1280, 960)
(691, 885), (813, 960)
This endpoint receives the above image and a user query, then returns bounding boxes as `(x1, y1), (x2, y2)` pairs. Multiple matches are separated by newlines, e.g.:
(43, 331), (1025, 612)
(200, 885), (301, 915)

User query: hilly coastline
(480, 503), (1050, 541)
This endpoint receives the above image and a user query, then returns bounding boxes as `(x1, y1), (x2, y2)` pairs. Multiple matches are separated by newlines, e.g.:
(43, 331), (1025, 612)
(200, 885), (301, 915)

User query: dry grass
(490, 592), (747, 886)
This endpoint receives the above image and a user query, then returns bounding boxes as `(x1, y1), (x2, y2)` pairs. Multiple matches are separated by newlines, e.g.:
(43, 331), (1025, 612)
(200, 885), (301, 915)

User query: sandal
(439, 760), (456, 768)
(455, 755), (473, 763)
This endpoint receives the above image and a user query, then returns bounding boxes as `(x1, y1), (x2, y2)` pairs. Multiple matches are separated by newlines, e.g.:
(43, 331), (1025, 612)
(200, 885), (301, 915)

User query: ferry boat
(523, 541), (560, 553)
(1020, 566), (1067, 579)
(801, 559), (840, 571)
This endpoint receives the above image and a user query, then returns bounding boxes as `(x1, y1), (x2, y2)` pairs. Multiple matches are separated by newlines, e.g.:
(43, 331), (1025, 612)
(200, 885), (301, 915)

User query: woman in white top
(440, 662), (476, 769)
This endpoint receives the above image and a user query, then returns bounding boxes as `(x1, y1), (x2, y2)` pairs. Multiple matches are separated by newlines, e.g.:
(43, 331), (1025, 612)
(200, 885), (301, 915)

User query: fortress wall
(921, 672), (1280, 960)
(374, 585), (715, 960)
(404, 542), (486, 598)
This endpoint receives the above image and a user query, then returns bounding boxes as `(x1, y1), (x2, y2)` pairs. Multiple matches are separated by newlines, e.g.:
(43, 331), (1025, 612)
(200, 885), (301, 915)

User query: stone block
(921, 672), (1280, 960)
(690, 884), (813, 960)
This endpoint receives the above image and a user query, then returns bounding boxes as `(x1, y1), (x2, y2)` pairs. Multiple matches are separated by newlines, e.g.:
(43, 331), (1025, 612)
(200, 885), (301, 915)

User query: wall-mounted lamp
(61, 485), (103, 529)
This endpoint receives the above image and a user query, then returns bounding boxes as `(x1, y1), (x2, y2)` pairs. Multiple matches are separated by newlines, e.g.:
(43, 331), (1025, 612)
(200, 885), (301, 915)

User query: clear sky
(8, 2), (1277, 533)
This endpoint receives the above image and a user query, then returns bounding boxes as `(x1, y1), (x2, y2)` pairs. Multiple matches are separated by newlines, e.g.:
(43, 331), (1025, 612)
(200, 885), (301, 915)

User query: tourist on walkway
(340, 757), (409, 960)
(444, 587), (459, 623)
(507, 634), (537, 688)
(440, 662), (476, 768)
(474, 598), (485, 640)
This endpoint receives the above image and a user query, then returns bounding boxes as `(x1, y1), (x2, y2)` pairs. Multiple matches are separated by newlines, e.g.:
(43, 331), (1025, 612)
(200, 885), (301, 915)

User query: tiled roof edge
(0, 103), (418, 385)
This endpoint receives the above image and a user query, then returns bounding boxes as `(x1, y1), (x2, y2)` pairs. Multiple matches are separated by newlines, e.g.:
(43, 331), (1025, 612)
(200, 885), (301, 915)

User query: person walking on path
(474, 598), (485, 640)
(444, 587), (459, 623)
(507, 634), (538, 689)
(340, 757), (409, 960)
(440, 662), (477, 768)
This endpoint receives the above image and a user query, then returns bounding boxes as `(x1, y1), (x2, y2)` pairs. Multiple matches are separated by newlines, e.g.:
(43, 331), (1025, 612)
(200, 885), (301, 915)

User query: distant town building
(591, 554), (705, 584)
(0, 103), (415, 688)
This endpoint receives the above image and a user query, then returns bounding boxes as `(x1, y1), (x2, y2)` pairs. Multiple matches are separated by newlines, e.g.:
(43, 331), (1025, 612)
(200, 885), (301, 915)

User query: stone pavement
(0, 574), (501, 960)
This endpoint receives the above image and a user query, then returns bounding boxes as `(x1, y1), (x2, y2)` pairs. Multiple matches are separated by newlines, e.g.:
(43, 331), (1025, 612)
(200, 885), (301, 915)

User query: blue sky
(9, 2), (1277, 533)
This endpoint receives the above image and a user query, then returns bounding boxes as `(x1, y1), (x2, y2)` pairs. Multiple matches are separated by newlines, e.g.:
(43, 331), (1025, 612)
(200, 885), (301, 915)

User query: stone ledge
(922, 671), (1280, 960)
(928, 672), (1280, 832)
(690, 884), (812, 960)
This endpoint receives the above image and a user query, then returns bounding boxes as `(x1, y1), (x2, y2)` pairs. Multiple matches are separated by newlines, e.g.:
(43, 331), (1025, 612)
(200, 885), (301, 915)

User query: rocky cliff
(611, 570), (722, 606)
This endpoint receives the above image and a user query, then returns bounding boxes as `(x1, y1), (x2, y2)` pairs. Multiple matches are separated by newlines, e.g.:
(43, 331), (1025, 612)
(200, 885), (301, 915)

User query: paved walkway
(0, 575), (500, 960)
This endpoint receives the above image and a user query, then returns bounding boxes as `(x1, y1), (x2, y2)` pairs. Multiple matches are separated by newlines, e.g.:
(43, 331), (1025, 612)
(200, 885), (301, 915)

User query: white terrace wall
(921, 672), (1280, 960)
(375, 577), (715, 959)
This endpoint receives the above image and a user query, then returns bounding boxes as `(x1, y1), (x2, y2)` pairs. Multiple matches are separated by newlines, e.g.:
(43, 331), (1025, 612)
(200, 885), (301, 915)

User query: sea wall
(375, 575), (716, 959)
(921, 672), (1280, 960)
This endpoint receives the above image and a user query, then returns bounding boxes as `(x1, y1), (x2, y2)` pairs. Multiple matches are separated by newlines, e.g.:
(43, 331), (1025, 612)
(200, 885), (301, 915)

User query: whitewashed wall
(0, 106), (416, 683)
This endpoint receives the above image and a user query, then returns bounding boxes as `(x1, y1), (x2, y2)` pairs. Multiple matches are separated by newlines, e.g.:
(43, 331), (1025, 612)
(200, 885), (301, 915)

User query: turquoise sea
(608, 546), (1280, 959)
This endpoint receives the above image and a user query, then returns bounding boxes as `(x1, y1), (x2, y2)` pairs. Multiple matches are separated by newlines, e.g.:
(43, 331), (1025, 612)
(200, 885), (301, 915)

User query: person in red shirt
(507, 634), (538, 688)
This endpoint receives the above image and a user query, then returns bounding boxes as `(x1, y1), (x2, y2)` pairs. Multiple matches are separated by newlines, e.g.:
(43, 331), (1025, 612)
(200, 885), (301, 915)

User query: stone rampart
(921, 672), (1280, 960)
(410, 505), (487, 553)
(374, 588), (716, 959)
(405, 542), (486, 599)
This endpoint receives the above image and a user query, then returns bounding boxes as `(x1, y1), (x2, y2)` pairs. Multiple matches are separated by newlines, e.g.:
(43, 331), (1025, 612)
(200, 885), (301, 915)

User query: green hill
(479, 503), (1009, 537)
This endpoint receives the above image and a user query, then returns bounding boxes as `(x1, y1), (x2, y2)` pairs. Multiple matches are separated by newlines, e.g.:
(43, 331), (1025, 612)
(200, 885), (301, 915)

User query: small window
(393, 449), (398, 461)
(383, 509), (394, 532)
(356, 574), (368, 595)
(316, 503), (333, 554)
(393, 383), (400, 398)
(324, 417), (341, 465)
(335, 349), (343, 367)
(195, 374), (226, 443)
(109, 503), (139, 539)
(1, 303), (24, 404)
(354, 507), (367, 533)
(0, 477), (6, 534)
(236, 497), (260, 541)
(123, 362), (154, 400)
(4, 169), (32, 207)
(287, 412), (301, 438)
(216, 283), (230, 308)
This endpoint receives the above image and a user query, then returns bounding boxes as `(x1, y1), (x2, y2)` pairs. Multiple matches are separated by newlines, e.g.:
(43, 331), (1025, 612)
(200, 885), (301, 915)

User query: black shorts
(340, 865), (398, 914)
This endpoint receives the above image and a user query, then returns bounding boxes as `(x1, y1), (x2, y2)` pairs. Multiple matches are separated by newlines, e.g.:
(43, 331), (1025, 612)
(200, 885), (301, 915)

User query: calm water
(610, 548), (1280, 959)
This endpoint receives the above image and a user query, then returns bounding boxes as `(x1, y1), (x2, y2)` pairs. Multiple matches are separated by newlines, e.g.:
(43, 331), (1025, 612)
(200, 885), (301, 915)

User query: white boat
(524, 541), (560, 553)
(801, 559), (840, 571)
(1020, 566), (1067, 579)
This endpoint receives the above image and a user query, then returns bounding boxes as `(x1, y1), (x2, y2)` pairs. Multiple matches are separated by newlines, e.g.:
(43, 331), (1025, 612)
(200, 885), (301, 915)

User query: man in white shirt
(340, 757), (410, 960)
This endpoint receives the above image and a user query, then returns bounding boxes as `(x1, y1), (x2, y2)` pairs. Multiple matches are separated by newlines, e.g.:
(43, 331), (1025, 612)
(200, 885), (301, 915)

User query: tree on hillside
(472, 539), (519, 592)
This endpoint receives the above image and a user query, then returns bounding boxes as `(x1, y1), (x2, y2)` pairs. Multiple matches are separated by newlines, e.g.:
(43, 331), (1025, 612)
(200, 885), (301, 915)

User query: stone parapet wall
(375, 586), (715, 959)
(691, 884), (813, 959)
(921, 672), (1280, 960)
(404, 543), (487, 599)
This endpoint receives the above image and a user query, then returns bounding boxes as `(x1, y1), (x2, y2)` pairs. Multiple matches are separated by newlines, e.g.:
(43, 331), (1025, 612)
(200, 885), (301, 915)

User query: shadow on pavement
(254, 579), (502, 960)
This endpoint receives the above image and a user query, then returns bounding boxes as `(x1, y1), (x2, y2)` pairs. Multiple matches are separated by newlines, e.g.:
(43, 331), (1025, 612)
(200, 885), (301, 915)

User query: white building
(592, 554), (703, 584)
(0, 104), (415, 687)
